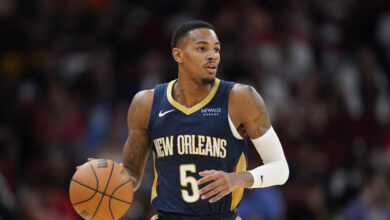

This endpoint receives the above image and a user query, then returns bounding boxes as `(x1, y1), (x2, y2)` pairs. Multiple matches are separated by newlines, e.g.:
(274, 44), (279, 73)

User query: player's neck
(173, 77), (213, 108)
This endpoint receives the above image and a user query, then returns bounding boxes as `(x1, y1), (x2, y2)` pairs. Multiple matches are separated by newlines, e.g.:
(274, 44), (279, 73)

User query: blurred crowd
(1, 0), (390, 219)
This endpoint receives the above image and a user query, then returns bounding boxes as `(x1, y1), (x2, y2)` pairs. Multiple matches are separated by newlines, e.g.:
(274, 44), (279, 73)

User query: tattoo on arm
(247, 86), (271, 137)
(127, 97), (140, 126)
(123, 133), (151, 189)
(122, 91), (152, 190)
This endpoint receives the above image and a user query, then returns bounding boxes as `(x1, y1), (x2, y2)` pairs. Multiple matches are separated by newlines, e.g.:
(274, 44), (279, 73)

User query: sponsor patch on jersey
(201, 108), (221, 116)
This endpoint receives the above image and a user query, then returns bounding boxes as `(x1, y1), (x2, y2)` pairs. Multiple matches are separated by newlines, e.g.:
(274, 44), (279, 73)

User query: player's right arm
(122, 89), (154, 191)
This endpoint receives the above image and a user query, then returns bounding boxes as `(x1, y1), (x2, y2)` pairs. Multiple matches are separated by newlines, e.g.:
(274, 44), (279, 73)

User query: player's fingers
(77, 158), (95, 169)
(209, 190), (228, 203)
(198, 170), (215, 176)
(198, 179), (221, 195)
(197, 173), (217, 185)
(201, 185), (225, 201)
(120, 163), (123, 166)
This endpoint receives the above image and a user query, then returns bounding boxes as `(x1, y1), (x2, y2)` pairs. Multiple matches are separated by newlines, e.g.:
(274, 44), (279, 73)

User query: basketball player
(122, 20), (289, 219)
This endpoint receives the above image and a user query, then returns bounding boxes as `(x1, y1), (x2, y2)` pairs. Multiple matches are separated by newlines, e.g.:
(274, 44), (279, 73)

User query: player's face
(178, 28), (221, 85)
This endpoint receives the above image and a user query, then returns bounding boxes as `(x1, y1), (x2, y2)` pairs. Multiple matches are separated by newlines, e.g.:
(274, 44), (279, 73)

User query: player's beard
(201, 77), (215, 85)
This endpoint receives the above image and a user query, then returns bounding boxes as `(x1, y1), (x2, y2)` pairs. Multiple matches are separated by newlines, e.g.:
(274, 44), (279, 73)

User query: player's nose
(206, 51), (219, 61)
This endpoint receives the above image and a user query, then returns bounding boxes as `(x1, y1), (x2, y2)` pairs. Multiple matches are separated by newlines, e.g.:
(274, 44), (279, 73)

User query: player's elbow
(278, 160), (289, 185)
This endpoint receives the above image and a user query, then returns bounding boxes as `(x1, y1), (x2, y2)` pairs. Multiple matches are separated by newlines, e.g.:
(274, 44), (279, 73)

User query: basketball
(69, 159), (134, 220)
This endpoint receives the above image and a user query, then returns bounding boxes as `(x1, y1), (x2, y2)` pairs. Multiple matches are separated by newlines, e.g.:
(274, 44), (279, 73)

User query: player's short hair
(171, 20), (214, 49)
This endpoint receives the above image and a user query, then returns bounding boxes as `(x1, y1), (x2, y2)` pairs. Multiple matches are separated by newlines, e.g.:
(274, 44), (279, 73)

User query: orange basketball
(69, 159), (134, 220)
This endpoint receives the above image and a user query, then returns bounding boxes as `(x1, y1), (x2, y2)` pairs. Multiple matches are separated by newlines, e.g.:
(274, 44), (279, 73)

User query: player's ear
(172, 48), (183, 63)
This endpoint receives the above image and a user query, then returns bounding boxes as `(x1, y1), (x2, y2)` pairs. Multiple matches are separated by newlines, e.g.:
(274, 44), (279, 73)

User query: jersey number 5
(180, 164), (200, 203)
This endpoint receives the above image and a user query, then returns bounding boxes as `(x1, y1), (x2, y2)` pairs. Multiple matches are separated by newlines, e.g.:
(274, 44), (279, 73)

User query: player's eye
(197, 47), (206, 52)
(214, 48), (220, 53)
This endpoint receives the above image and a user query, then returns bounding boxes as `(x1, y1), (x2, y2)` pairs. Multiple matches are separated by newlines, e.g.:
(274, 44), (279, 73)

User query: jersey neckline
(166, 78), (221, 115)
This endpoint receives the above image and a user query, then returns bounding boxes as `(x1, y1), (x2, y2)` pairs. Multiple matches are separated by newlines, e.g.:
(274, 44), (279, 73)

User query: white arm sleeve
(248, 127), (289, 188)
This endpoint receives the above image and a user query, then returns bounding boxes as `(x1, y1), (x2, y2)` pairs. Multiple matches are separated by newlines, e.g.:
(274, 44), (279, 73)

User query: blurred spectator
(238, 187), (286, 220)
(0, 126), (17, 219)
(345, 175), (390, 220)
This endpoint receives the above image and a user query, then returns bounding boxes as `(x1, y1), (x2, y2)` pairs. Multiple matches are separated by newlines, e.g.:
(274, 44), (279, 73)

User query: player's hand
(76, 158), (95, 170)
(197, 170), (239, 203)
(75, 158), (135, 184)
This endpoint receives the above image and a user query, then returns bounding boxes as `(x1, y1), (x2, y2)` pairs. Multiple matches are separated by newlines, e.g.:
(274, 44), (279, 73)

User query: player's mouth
(204, 62), (218, 74)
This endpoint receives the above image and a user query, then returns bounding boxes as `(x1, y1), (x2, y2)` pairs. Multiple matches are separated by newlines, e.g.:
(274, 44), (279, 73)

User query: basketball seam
(70, 162), (100, 207)
(108, 178), (133, 220)
(71, 179), (133, 205)
(71, 179), (99, 205)
(91, 161), (115, 220)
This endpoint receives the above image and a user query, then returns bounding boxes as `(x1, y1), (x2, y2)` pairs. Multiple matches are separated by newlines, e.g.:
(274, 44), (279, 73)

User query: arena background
(1, 0), (390, 219)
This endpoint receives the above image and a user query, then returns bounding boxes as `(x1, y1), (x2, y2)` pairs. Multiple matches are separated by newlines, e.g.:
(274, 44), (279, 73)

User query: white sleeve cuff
(248, 127), (289, 188)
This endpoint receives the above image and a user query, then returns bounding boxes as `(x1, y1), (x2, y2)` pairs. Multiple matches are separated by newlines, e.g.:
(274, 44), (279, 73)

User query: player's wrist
(122, 166), (139, 190)
(232, 172), (254, 189)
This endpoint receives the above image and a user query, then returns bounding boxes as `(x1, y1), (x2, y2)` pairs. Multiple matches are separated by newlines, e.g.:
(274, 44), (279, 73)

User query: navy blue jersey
(147, 79), (247, 216)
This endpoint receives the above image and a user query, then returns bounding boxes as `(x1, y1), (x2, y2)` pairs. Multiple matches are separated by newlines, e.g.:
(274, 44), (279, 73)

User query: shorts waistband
(156, 209), (238, 220)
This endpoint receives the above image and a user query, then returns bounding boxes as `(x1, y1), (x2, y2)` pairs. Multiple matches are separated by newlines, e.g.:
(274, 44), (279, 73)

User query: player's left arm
(198, 84), (289, 203)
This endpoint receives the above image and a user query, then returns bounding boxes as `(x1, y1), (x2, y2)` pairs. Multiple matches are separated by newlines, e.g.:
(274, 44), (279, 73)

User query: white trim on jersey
(228, 115), (244, 140)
